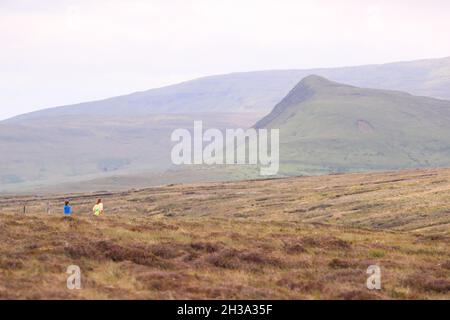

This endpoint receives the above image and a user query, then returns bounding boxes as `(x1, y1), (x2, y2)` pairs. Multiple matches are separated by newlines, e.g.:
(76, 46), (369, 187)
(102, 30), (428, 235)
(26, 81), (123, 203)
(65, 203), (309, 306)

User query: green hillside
(0, 113), (259, 192)
(256, 75), (450, 175)
(2, 56), (450, 192)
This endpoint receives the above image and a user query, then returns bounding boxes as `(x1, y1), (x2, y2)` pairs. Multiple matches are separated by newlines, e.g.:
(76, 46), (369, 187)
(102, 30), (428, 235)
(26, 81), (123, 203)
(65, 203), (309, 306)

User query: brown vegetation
(0, 168), (449, 299)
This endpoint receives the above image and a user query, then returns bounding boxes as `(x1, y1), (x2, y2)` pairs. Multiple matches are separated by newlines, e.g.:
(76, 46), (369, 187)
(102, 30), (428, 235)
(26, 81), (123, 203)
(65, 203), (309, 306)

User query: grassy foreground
(0, 168), (449, 299)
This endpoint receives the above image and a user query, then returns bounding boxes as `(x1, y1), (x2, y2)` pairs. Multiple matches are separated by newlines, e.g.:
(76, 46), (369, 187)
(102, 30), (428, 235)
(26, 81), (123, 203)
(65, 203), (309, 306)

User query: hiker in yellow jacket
(93, 198), (104, 216)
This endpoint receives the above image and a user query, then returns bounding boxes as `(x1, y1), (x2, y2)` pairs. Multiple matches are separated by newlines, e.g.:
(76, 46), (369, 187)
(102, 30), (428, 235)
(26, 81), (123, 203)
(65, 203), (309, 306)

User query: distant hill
(6, 56), (450, 122)
(256, 75), (450, 174)
(2, 56), (450, 192)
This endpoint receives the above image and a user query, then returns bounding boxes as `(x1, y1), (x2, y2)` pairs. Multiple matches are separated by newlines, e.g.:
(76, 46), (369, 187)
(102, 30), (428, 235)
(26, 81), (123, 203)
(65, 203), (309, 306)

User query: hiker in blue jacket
(64, 201), (72, 215)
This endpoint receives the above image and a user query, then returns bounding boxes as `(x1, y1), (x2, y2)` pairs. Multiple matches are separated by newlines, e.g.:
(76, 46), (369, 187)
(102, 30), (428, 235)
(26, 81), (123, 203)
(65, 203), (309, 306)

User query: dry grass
(0, 168), (449, 299)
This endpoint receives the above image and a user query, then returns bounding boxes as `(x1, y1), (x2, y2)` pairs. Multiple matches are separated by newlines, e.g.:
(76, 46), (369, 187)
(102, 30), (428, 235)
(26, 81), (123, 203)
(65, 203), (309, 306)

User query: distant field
(0, 113), (261, 193)
(0, 168), (449, 299)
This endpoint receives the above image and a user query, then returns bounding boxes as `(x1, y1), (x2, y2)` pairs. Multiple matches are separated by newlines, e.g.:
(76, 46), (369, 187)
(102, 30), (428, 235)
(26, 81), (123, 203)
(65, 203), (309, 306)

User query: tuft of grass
(369, 249), (386, 258)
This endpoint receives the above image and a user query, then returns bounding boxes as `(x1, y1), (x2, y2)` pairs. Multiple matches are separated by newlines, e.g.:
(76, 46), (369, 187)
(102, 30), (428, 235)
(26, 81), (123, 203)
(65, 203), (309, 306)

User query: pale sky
(1, 0), (450, 120)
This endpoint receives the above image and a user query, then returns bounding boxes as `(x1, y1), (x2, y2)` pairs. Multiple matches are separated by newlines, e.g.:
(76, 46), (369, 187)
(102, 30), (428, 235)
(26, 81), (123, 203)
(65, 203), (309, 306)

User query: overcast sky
(1, 0), (450, 120)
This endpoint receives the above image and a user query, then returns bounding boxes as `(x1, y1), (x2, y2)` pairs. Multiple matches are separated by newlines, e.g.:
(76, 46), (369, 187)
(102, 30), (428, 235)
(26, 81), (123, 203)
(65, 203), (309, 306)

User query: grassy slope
(0, 113), (261, 192)
(257, 75), (450, 175)
(0, 168), (449, 299)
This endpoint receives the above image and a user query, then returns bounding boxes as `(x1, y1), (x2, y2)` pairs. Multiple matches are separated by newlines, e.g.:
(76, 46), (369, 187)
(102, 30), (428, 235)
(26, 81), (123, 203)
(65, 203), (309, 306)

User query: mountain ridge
(5, 56), (450, 122)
